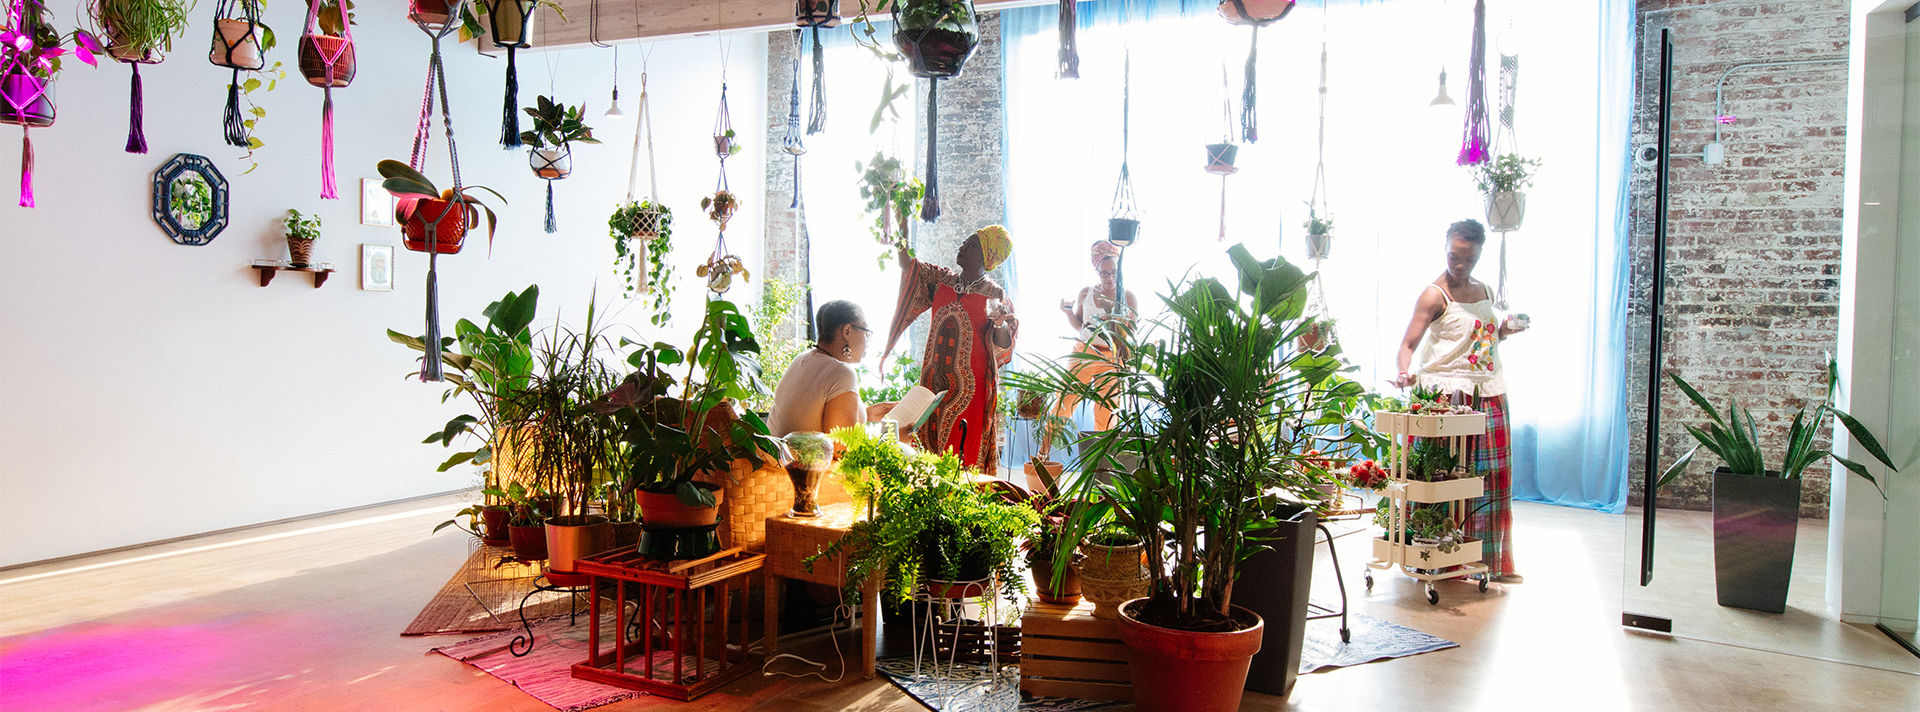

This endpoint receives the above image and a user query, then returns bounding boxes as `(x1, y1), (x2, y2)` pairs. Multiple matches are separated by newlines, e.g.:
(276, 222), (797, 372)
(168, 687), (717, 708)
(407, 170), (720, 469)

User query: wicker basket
(714, 455), (790, 552)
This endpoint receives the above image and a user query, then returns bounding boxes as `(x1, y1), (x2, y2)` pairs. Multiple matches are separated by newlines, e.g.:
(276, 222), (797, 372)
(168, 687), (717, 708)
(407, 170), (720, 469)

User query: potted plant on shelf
(520, 94), (597, 179)
(1303, 208), (1333, 261)
(377, 159), (505, 254)
(283, 208), (321, 266)
(1656, 361), (1899, 614)
(807, 425), (1038, 603)
(608, 200), (674, 315)
(1473, 153), (1540, 232)
(1008, 244), (1374, 710)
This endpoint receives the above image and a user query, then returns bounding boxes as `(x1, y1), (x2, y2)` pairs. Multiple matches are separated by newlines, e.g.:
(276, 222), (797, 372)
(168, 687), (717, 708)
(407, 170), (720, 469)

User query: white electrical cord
(759, 571), (854, 682)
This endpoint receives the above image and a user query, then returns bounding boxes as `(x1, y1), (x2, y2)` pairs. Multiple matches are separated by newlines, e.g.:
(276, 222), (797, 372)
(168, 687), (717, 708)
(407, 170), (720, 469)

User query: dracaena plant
(519, 94), (600, 150)
(377, 159), (506, 248)
(1005, 244), (1376, 631)
(2, 0), (105, 79)
(1658, 359), (1901, 499)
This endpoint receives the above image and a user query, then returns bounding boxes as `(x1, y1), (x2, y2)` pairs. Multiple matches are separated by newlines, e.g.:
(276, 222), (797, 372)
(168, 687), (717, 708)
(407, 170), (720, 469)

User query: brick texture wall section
(762, 12), (1008, 344)
(1629, 0), (1850, 518)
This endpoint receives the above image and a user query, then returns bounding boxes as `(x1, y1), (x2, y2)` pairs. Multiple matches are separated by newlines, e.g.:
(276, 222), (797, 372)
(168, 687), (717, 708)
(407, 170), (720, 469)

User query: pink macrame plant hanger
(300, 0), (356, 199)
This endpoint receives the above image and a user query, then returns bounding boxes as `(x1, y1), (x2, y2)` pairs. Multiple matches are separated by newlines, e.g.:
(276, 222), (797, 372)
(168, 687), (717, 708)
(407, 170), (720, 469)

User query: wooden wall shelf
(252, 260), (336, 288)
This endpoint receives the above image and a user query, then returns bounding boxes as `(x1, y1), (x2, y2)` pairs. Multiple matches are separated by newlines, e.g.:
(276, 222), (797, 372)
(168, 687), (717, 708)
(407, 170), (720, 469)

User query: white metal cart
(1365, 411), (1492, 605)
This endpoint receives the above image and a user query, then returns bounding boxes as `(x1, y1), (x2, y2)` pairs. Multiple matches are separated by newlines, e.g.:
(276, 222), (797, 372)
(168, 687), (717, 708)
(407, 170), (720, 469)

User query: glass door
(1876, 3), (1920, 656)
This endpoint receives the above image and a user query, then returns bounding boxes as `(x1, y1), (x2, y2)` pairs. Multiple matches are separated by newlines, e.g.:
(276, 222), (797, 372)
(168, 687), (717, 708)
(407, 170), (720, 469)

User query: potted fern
(1657, 361), (1899, 614)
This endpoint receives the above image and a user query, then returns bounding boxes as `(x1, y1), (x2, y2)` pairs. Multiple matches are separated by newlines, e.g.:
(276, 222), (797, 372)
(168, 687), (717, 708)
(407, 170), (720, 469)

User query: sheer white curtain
(1001, 0), (1629, 510)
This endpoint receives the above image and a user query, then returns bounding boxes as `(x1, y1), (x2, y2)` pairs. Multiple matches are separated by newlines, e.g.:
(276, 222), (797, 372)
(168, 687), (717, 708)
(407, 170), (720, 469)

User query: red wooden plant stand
(570, 547), (767, 701)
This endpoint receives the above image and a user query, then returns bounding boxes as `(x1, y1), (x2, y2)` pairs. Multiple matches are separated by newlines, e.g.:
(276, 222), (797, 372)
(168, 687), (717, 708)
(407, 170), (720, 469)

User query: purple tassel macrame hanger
(126, 62), (147, 153)
(1058, 0), (1079, 79)
(1456, 0), (1490, 166)
(922, 80), (940, 222)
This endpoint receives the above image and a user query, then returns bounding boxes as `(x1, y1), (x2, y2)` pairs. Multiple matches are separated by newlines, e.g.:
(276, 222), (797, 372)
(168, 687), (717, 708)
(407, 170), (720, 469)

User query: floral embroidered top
(1414, 281), (1506, 397)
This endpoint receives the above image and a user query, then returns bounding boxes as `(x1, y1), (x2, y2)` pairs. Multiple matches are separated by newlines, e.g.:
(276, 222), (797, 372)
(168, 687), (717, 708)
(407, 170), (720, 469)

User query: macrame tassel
(223, 69), (247, 147)
(1457, 0), (1491, 166)
(1058, 0), (1080, 79)
(501, 47), (522, 148)
(1218, 176), (1228, 242)
(422, 256), (444, 382)
(320, 86), (338, 199)
(922, 81), (941, 222)
(18, 127), (33, 208)
(1241, 26), (1260, 143)
(1495, 232), (1510, 310)
(125, 64), (148, 154)
(807, 26), (827, 135)
(791, 153), (803, 210)
(544, 181), (557, 233)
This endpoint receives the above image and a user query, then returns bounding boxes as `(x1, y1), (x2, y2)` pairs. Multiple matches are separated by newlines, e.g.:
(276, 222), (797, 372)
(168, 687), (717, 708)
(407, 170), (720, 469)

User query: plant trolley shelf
(1366, 411), (1492, 605)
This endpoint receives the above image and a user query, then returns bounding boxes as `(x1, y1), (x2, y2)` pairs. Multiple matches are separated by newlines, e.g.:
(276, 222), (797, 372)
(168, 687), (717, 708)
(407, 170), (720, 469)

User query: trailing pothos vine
(607, 200), (674, 325)
(858, 152), (923, 269)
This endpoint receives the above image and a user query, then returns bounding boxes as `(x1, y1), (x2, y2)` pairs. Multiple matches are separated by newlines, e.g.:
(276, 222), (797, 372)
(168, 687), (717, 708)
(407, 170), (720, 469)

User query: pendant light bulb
(604, 87), (625, 119)
(1429, 67), (1456, 107)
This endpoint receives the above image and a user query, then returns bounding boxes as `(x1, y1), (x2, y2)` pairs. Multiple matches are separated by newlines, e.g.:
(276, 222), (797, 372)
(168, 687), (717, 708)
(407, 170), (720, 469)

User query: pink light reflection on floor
(0, 619), (267, 712)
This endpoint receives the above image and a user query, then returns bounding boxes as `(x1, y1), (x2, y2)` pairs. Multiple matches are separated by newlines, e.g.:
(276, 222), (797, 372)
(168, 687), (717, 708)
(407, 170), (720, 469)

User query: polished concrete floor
(1, 495), (1915, 711)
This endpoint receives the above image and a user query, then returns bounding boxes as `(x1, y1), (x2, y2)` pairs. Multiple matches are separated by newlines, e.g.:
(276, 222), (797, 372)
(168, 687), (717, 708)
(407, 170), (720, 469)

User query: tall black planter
(1712, 468), (1800, 614)
(1239, 502), (1317, 696)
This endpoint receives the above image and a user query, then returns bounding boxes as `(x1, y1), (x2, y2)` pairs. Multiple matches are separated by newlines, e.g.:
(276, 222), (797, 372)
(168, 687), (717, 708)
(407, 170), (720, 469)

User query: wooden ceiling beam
(518, 0), (1057, 50)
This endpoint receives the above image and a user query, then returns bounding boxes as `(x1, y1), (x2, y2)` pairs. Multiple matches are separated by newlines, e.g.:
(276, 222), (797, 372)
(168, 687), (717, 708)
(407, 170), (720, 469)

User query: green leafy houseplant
(518, 94), (599, 150)
(87, 0), (193, 60)
(1302, 208), (1333, 236)
(496, 299), (625, 521)
(484, 481), (552, 527)
(389, 285), (539, 485)
(1006, 244), (1374, 631)
(597, 341), (783, 509)
(857, 152), (924, 268)
(1472, 153), (1542, 194)
(284, 208), (321, 241)
(746, 277), (811, 410)
(857, 353), (919, 405)
(1658, 360), (1900, 498)
(806, 425), (1038, 603)
(2, 1), (105, 80)
(607, 200), (674, 319)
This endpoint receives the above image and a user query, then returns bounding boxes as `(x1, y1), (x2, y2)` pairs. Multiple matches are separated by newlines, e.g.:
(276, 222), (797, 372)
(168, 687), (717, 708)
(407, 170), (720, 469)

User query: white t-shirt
(768, 348), (862, 437)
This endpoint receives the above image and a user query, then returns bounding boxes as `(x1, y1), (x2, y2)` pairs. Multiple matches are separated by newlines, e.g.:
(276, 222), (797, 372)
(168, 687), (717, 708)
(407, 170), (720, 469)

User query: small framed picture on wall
(361, 244), (395, 291)
(360, 178), (395, 227)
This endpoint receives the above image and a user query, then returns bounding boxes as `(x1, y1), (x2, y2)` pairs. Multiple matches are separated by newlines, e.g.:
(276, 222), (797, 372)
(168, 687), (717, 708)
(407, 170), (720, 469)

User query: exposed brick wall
(1628, 0), (1850, 518)
(765, 29), (809, 341)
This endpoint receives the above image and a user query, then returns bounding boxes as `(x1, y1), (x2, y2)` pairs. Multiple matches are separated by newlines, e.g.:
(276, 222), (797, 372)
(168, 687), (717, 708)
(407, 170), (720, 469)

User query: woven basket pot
(1077, 541), (1148, 580)
(1077, 570), (1151, 620)
(287, 237), (315, 266)
(713, 456), (791, 552)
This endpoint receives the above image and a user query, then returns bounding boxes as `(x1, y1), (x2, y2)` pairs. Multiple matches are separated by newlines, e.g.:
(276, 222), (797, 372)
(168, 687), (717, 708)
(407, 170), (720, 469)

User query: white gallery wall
(0, 6), (766, 567)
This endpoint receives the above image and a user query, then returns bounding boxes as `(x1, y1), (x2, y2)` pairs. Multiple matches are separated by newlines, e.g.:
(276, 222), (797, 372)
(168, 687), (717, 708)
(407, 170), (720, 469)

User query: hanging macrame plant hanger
(1219, 0), (1297, 143)
(111, 31), (164, 154)
(1488, 20), (1520, 310)
(1210, 63), (1240, 242)
(796, 1), (836, 134)
(783, 30), (807, 210)
(485, 0), (537, 149)
(1057, 0), (1079, 79)
(1456, 0), (1490, 166)
(404, 0), (472, 383)
(1, 1), (57, 208)
(1305, 41), (1332, 262)
(622, 60), (663, 293)
(300, 0), (356, 199)
(1109, 49), (1140, 249)
(211, 0), (267, 155)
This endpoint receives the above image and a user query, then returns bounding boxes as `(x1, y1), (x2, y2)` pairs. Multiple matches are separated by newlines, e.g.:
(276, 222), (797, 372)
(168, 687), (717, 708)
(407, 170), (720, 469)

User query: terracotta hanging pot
(1205, 143), (1239, 175)
(1117, 600), (1265, 712)
(298, 35), (356, 88)
(1030, 553), (1083, 605)
(409, 0), (454, 28)
(210, 18), (265, 70)
(400, 198), (473, 254)
(0, 73), (55, 128)
(1217, 0), (1296, 25)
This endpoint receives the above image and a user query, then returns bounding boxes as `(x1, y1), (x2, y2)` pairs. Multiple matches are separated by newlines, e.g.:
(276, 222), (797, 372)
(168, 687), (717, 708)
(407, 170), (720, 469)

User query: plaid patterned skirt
(1468, 393), (1515, 577)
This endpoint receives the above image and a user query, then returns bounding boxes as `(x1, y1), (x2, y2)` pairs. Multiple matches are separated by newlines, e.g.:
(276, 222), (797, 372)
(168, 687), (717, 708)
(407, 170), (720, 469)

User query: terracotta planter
(210, 19), (265, 70)
(400, 198), (473, 254)
(0, 73), (55, 128)
(480, 507), (512, 547)
(297, 35), (356, 88)
(1485, 190), (1526, 231)
(895, 26), (978, 79)
(287, 237), (315, 267)
(1297, 322), (1332, 353)
(1117, 599), (1264, 712)
(1205, 143), (1239, 175)
(637, 484), (725, 527)
(409, 0), (453, 28)
(507, 523), (548, 561)
(1023, 460), (1065, 489)
(1030, 555), (1083, 605)
(1217, 0), (1297, 25)
(544, 515), (610, 575)
(489, 0), (537, 48)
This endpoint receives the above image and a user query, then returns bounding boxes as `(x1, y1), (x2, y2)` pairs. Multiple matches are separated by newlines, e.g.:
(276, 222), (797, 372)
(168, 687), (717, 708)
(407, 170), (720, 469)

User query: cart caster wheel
(1479, 577), (1490, 593)
(1364, 573), (1374, 590)
(1340, 628), (1351, 643)
(1427, 589), (1439, 605)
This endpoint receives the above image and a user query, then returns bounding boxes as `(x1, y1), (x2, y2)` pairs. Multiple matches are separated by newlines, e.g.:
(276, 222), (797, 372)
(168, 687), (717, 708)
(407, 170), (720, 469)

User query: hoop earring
(842, 344), (853, 358)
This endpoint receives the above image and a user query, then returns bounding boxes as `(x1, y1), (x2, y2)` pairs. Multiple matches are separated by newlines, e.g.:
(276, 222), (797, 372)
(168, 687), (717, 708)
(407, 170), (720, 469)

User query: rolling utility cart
(1365, 410), (1491, 605)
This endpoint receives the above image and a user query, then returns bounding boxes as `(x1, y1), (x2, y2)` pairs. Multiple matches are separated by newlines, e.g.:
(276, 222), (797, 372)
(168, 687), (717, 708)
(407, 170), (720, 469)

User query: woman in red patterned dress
(882, 227), (1019, 469)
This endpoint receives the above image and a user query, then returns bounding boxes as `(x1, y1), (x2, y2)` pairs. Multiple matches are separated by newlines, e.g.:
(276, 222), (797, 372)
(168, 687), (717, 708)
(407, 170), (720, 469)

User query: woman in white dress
(1390, 220), (1529, 584)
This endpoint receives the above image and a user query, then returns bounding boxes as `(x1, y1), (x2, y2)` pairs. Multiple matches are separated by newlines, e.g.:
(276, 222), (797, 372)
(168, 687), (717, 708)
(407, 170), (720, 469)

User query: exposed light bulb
(604, 87), (625, 119)
(1429, 68), (1456, 107)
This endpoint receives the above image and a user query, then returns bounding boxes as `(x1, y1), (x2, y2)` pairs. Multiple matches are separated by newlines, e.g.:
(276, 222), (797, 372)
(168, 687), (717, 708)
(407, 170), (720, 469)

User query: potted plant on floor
(283, 208), (321, 266)
(1474, 153), (1540, 232)
(1008, 243), (1368, 710)
(1657, 361), (1899, 614)
(807, 425), (1037, 603)
(378, 159), (505, 255)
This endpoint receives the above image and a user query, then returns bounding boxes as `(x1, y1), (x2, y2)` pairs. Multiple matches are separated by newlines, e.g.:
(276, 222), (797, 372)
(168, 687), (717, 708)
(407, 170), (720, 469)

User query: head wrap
(1089, 240), (1121, 268)
(975, 225), (1012, 271)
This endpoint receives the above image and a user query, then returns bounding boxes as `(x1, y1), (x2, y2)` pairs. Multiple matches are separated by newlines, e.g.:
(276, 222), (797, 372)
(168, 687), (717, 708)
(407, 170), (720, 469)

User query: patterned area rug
(402, 544), (585, 636)
(1299, 611), (1458, 674)
(432, 614), (642, 712)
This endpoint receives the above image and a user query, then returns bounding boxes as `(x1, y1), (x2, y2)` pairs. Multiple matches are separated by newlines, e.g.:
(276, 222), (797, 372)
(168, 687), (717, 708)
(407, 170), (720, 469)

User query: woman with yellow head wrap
(882, 226), (1020, 469)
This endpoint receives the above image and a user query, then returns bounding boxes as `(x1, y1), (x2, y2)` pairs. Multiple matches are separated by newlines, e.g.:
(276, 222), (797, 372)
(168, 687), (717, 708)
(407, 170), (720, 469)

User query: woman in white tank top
(1390, 220), (1530, 584)
(1041, 241), (1138, 456)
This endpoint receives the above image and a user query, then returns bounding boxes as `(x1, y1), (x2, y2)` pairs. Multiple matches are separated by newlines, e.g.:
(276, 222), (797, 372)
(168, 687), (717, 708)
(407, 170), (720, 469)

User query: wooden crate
(1019, 600), (1133, 702)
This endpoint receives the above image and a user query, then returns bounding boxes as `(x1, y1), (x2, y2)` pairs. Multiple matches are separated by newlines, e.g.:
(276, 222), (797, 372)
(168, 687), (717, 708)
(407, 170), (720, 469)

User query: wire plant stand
(908, 576), (1018, 712)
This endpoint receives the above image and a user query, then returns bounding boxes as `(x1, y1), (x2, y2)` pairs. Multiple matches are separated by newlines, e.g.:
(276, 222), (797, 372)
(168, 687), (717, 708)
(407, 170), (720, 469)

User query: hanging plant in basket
(697, 252), (751, 294)
(702, 190), (738, 232)
(1303, 208), (1333, 261)
(886, 0), (978, 79)
(299, 0), (356, 198)
(796, 1), (837, 135)
(458, 1), (566, 149)
(86, 0), (191, 155)
(519, 94), (597, 234)
(609, 200), (673, 304)
(0, 0), (103, 207)
(858, 152), (923, 269)
(210, 0), (285, 173)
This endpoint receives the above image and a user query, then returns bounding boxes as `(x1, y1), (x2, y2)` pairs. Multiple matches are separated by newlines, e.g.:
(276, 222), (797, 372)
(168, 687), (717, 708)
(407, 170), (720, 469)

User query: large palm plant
(1007, 245), (1372, 630)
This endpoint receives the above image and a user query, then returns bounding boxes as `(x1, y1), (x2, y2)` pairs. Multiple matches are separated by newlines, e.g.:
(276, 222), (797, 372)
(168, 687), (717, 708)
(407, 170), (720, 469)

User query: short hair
(1447, 220), (1486, 246)
(814, 300), (865, 344)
